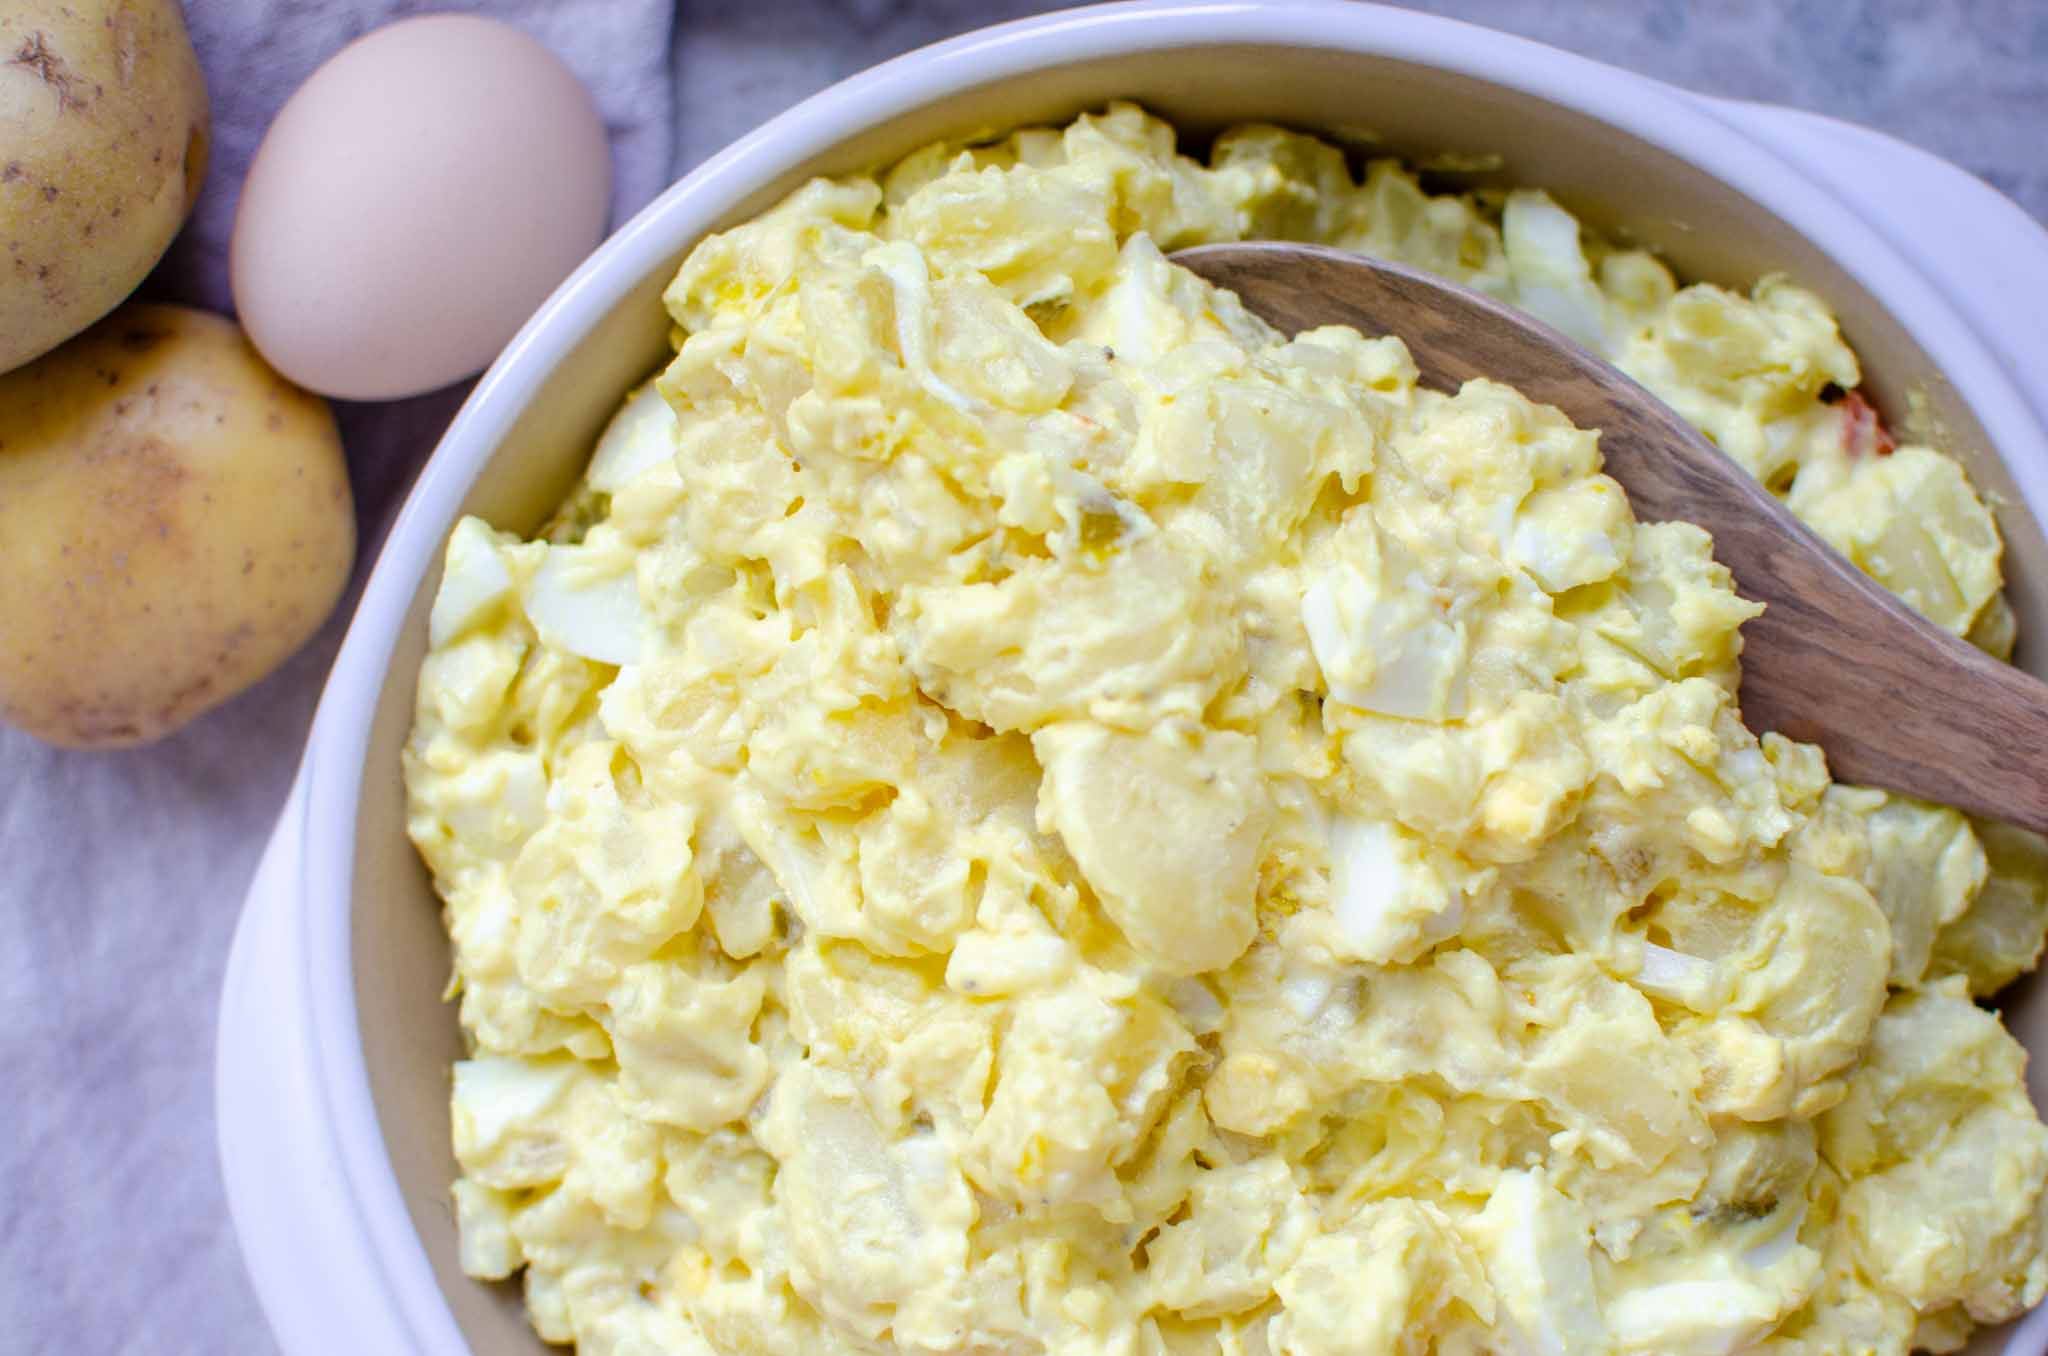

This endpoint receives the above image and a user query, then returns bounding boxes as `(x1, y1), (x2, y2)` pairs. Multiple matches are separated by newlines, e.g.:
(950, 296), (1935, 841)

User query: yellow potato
(0, 304), (354, 748)
(0, 0), (209, 373)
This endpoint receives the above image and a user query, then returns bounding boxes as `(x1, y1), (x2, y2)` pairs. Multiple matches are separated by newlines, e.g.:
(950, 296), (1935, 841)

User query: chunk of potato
(0, 0), (209, 372)
(0, 303), (353, 747)
(1032, 720), (1269, 975)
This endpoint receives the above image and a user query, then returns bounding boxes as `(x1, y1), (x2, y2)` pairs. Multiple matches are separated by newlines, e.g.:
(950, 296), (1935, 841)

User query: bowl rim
(289, 2), (2048, 1349)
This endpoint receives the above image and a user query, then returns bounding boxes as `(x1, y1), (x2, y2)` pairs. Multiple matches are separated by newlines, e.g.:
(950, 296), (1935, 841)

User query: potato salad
(405, 105), (2048, 1356)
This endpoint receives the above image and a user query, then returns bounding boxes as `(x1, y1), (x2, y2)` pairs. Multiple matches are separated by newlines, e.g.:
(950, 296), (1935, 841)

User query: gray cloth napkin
(0, 2), (671, 1349)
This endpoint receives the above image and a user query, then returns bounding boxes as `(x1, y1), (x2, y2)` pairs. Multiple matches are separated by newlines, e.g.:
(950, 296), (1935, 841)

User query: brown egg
(230, 15), (610, 401)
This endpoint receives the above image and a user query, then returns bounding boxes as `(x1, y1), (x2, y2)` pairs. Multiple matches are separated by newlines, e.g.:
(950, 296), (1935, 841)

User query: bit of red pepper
(1840, 389), (1896, 459)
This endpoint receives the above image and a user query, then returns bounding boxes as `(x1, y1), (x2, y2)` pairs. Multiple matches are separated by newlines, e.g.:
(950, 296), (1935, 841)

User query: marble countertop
(2, 3), (2041, 1353)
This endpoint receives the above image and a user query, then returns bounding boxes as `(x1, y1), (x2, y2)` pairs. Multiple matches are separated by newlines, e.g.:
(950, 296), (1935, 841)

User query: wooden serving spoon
(1174, 240), (2048, 834)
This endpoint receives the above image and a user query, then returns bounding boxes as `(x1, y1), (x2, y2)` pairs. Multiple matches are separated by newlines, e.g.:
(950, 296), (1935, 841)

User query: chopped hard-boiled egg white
(1317, 813), (1463, 964)
(428, 516), (517, 648)
(1301, 565), (1470, 721)
(1604, 1273), (1794, 1356)
(1466, 1170), (1607, 1356)
(1632, 940), (1720, 1010)
(864, 238), (983, 414)
(1502, 189), (1612, 351)
(584, 380), (681, 493)
(523, 541), (642, 667)
(451, 1055), (578, 1161)
(404, 102), (2048, 1356)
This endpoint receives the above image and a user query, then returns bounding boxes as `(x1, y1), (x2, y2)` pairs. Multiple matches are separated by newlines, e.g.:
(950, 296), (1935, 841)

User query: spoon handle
(1174, 242), (2048, 833)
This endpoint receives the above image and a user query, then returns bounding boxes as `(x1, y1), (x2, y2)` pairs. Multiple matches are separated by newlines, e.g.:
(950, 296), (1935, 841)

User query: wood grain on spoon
(1174, 240), (2048, 835)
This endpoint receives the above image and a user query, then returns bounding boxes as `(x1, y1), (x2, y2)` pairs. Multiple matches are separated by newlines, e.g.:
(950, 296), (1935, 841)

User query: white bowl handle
(215, 763), (425, 1356)
(1694, 94), (2048, 439)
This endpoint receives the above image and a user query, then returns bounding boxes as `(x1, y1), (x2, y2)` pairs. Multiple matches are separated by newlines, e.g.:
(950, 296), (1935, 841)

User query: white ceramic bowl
(216, 4), (2048, 1353)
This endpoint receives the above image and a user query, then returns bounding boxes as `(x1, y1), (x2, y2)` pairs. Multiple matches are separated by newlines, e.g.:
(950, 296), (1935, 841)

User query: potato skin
(0, 0), (209, 373)
(0, 304), (354, 748)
